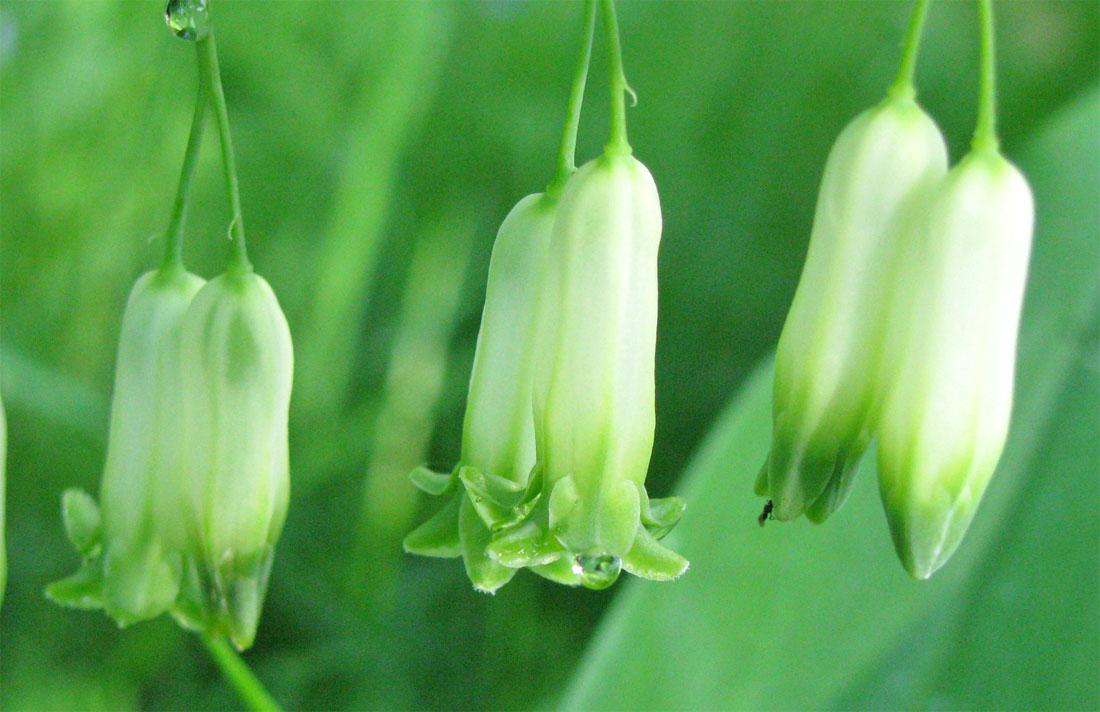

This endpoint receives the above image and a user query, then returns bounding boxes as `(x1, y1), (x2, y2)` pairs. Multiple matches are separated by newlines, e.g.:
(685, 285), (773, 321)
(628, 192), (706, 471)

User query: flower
(173, 269), (293, 649)
(47, 266), (205, 625)
(404, 193), (559, 593)
(875, 148), (1034, 579)
(757, 93), (948, 523)
(485, 150), (687, 589)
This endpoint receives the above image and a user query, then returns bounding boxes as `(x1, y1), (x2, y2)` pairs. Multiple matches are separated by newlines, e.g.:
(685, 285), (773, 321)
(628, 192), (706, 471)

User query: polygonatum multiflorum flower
(47, 266), (293, 650)
(875, 147), (1033, 579)
(756, 92), (948, 523)
(172, 269), (293, 649)
(47, 266), (205, 625)
(403, 193), (559, 593)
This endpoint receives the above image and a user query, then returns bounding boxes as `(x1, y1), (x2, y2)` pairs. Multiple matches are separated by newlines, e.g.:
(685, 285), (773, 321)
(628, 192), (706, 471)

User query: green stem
(161, 85), (207, 270)
(195, 31), (251, 272)
(889, 0), (932, 99)
(601, 0), (631, 154)
(201, 634), (282, 712)
(971, 0), (999, 154)
(548, 0), (598, 194)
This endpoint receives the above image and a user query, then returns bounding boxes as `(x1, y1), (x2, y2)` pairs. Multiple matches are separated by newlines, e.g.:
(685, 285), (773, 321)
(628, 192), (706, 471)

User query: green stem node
(971, 0), (1000, 154)
(889, 0), (932, 99)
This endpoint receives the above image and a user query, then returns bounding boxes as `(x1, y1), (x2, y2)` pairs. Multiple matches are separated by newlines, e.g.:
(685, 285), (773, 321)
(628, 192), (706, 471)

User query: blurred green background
(1, 1), (1097, 709)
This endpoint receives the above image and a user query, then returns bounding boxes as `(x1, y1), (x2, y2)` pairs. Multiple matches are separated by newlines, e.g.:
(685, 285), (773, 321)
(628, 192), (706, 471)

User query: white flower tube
(462, 195), (557, 487)
(759, 94), (948, 523)
(404, 193), (559, 593)
(175, 269), (293, 649)
(876, 149), (1034, 579)
(47, 267), (205, 625)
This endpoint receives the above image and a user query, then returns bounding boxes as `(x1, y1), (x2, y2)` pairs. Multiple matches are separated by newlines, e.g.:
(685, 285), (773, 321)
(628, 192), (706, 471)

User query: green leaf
(559, 88), (1100, 712)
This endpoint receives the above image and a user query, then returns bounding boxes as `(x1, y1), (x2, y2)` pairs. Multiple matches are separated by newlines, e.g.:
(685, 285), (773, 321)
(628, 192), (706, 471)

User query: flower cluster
(757, 84), (1034, 577)
(47, 265), (292, 649)
(404, 0), (686, 592)
(405, 151), (687, 592)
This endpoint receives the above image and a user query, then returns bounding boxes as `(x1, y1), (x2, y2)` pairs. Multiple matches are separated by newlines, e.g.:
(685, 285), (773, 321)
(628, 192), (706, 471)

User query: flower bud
(876, 149), (1033, 579)
(404, 193), (558, 593)
(46, 267), (204, 624)
(487, 152), (687, 588)
(173, 269), (292, 649)
(758, 95), (948, 523)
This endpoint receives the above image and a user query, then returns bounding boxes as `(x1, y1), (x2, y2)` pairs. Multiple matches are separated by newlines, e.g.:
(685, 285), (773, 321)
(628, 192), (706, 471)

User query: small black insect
(757, 500), (774, 527)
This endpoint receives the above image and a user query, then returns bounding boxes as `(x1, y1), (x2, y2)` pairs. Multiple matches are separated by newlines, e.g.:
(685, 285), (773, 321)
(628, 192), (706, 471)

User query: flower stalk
(162, 87), (207, 270)
(196, 29), (251, 272)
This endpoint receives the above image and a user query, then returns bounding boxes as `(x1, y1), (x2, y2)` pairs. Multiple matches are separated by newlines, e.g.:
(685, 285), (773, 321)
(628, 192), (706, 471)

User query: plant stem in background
(972, 0), (999, 153)
(201, 634), (282, 712)
(161, 86), (207, 271)
(602, 0), (632, 154)
(889, 0), (932, 98)
(353, 208), (479, 604)
(298, 4), (451, 421)
(548, 0), (598, 195)
(195, 31), (251, 272)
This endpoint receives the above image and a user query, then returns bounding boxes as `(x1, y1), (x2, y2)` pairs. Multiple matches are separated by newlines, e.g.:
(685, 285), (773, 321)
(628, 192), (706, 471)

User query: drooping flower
(875, 148), (1033, 579)
(757, 92), (948, 523)
(47, 266), (205, 624)
(172, 268), (293, 649)
(484, 150), (687, 589)
(403, 193), (559, 593)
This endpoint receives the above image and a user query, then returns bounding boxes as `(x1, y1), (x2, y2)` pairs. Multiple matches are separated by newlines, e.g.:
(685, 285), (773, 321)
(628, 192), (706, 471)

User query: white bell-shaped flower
(47, 267), (205, 625)
(174, 269), (293, 649)
(876, 148), (1033, 579)
(759, 94), (948, 523)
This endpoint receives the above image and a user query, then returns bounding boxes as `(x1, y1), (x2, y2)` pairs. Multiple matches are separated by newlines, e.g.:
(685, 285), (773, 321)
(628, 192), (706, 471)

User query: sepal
(485, 498), (567, 569)
(403, 493), (463, 558)
(458, 497), (517, 594)
(641, 492), (685, 540)
(409, 466), (456, 496)
(622, 527), (689, 582)
(61, 488), (102, 557)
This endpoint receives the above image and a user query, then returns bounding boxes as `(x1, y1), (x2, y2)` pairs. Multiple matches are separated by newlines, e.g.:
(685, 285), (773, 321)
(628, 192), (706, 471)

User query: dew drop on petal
(572, 553), (621, 590)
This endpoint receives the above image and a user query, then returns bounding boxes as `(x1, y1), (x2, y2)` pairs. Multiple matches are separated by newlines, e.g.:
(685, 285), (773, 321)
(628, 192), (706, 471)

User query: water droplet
(165, 0), (210, 41)
(571, 553), (621, 590)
